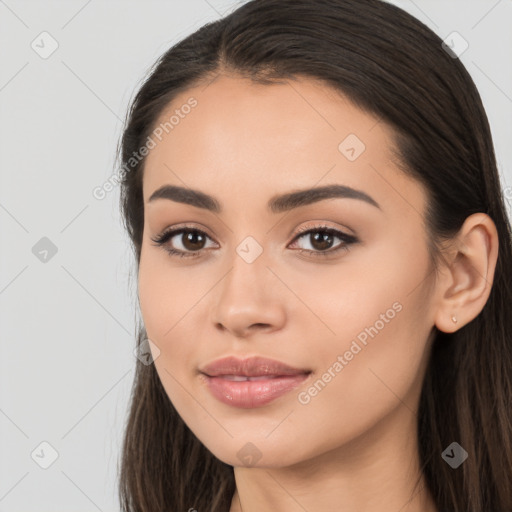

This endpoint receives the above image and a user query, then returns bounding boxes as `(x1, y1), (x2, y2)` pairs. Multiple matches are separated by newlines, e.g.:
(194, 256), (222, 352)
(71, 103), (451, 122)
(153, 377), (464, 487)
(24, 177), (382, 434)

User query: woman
(117, 0), (512, 510)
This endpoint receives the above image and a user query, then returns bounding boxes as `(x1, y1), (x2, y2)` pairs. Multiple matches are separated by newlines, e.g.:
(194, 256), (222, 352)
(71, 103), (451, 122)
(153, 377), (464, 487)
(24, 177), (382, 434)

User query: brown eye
(180, 230), (207, 251)
(305, 230), (336, 251)
(289, 226), (358, 258)
(150, 227), (217, 258)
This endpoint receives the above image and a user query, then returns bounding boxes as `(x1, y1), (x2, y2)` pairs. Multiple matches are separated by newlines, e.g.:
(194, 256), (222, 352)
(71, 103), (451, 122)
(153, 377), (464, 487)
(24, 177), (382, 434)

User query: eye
(150, 225), (217, 258)
(288, 224), (357, 258)
(150, 223), (358, 260)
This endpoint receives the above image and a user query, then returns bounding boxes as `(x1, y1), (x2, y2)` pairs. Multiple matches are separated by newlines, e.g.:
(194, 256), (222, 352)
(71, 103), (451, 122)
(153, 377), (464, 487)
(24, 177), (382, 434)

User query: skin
(138, 73), (499, 512)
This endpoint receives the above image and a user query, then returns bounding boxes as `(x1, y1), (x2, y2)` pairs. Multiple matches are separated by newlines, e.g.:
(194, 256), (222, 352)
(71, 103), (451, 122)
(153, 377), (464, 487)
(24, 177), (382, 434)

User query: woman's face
(138, 74), (438, 468)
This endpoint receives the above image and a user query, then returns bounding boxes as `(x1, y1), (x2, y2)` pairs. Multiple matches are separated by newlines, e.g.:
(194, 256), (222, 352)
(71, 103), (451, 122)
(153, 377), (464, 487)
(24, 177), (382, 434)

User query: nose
(210, 249), (286, 339)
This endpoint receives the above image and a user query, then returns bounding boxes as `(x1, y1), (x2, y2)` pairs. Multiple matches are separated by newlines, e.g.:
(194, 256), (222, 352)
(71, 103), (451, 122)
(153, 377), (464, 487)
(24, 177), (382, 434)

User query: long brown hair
(117, 1), (512, 510)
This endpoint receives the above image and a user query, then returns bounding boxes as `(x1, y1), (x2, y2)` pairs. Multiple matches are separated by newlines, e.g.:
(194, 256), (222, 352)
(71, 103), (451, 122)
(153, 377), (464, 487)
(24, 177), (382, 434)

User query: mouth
(199, 355), (311, 378)
(212, 374), (296, 381)
(198, 355), (312, 408)
(201, 373), (311, 408)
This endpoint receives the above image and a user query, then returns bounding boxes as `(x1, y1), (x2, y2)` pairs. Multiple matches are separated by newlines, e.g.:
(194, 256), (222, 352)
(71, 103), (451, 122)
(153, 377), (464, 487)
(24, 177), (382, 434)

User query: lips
(199, 356), (312, 408)
(199, 355), (311, 378)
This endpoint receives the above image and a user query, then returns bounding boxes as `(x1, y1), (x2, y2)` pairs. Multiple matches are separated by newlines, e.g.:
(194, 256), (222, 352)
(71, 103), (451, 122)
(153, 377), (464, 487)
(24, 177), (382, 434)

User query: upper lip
(200, 356), (311, 377)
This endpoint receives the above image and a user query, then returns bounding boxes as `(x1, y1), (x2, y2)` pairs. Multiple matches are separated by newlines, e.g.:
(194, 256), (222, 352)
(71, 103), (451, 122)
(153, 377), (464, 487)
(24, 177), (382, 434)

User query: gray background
(1, 0), (511, 510)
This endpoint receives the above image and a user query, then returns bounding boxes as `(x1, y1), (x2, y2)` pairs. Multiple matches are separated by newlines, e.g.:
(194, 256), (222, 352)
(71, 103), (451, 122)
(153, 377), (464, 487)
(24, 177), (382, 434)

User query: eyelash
(150, 223), (358, 260)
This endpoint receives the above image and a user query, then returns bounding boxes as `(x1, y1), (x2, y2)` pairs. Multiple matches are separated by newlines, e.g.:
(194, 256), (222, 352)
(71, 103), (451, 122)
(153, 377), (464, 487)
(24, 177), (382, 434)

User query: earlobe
(433, 213), (499, 333)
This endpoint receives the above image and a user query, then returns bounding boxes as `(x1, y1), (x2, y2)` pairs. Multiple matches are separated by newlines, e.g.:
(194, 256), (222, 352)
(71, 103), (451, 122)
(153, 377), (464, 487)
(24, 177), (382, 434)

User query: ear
(433, 213), (499, 333)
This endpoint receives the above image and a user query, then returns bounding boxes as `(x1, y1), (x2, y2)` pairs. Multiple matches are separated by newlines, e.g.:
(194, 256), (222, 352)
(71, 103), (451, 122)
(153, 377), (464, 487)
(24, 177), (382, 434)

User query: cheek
(277, 238), (432, 432)
(276, 227), (429, 346)
(137, 245), (213, 342)
(288, 301), (430, 462)
(137, 256), (207, 418)
(137, 249), (217, 395)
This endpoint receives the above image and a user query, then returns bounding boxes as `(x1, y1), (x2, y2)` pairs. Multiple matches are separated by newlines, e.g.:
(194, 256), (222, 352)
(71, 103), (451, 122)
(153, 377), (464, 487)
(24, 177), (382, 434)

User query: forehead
(142, 74), (425, 220)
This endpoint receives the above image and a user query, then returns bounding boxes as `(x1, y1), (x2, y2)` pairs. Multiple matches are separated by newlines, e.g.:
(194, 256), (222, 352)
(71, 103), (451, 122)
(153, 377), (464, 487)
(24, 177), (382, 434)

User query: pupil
(311, 231), (333, 250)
(184, 231), (205, 250)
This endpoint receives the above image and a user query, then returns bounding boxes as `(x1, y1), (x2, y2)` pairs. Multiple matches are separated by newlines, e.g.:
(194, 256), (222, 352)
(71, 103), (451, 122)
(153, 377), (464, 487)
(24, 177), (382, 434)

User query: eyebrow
(147, 184), (381, 213)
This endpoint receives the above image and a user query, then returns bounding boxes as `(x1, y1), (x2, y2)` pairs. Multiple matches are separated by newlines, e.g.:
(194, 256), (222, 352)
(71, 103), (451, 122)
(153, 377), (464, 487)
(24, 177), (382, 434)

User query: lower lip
(202, 374), (310, 408)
